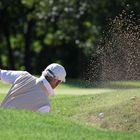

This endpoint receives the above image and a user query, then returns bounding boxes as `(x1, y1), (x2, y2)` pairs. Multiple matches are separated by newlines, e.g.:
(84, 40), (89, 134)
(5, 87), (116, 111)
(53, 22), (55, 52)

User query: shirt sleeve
(0, 69), (27, 84)
(37, 106), (50, 113)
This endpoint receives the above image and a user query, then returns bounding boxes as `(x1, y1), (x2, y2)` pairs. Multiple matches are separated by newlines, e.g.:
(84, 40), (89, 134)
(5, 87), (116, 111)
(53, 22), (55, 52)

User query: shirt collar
(37, 75), (55, 96)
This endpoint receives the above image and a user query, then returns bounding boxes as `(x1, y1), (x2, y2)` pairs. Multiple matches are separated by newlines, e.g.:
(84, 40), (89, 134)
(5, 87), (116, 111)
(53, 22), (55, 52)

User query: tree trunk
(0, 34), (3, 67)
(4, 29), (15, 69)
(24, 19), (35, 72)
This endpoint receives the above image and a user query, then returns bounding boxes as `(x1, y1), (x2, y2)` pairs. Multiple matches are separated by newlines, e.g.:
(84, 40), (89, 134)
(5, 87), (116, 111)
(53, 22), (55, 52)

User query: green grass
(0, 109), (140, 140)
(51, 90), (140, 131)
(0, 80), (140, 140)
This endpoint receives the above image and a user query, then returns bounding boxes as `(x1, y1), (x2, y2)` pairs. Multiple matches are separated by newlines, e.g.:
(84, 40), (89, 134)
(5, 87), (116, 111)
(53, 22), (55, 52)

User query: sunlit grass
(0, 80), (140, 139)
(51, 88), (140, 131)
(0, 109), (140, 140)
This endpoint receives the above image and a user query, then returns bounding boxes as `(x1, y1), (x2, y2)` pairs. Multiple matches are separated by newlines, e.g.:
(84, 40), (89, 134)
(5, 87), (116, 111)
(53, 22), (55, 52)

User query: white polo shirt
(0, 69), (55, 113)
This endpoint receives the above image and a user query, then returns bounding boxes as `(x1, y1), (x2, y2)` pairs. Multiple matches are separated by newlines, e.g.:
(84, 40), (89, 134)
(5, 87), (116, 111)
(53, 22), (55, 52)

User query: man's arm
(0, 69), (27, 84)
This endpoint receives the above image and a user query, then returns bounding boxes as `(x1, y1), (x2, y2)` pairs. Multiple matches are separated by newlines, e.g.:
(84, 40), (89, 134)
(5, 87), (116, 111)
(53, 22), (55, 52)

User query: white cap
(42, 63), (66, 82)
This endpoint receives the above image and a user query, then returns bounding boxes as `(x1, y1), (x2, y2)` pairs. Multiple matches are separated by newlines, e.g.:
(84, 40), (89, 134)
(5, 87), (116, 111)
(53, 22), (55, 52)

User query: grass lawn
(0, 80), (140, 140)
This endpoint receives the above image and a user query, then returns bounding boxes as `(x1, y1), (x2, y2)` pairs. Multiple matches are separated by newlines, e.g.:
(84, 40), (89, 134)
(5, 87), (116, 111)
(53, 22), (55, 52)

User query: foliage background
(0, 0), (140, 79)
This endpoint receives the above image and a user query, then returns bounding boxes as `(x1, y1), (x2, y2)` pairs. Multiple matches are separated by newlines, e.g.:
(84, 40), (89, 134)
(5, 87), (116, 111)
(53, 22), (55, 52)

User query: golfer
(0, 63), (66, 113)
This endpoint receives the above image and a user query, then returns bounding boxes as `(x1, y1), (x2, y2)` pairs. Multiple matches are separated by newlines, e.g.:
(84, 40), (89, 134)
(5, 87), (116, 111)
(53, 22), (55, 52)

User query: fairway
(56, 88), (113, 95)
(0, 80), (140, 140)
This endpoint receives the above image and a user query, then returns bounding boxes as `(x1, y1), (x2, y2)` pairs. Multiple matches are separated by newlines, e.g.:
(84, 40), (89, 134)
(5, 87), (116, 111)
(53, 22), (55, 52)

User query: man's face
(50, 79), (62, 89)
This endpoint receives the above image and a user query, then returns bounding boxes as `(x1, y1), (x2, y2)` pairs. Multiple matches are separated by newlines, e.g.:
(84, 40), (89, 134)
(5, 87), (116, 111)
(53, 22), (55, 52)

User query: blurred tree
(0, 0), (15, 69)
(0, 0), (139, 78)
